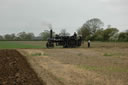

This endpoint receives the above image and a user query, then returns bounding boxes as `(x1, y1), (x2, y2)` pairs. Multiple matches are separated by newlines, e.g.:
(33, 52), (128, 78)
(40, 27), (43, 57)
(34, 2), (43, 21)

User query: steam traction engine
(46, 29), (82, 48)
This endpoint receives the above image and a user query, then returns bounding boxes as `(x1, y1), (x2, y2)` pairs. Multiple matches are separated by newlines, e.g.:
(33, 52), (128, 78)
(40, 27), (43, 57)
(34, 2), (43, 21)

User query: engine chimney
(50, 29), (53, 38)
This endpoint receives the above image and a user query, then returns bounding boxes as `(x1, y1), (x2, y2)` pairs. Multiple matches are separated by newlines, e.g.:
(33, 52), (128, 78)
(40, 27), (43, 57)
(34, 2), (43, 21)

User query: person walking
(88, 40), (91, 48)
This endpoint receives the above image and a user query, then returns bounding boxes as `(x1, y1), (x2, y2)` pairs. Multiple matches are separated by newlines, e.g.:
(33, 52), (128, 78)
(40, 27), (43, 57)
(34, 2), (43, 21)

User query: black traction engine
(46, 29), (82, 48)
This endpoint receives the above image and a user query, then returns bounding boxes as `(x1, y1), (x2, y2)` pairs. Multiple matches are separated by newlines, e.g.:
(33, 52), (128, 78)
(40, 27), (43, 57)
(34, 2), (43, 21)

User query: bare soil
(0, 49), (45, 85)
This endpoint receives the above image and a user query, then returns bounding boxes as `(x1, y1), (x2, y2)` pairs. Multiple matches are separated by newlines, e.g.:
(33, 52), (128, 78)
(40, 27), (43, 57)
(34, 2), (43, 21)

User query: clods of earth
(0, 50), (45, 85)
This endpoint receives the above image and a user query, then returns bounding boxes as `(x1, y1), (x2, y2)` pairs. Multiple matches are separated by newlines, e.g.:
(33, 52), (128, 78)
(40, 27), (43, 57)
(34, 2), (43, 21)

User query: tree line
(0, 32), (35, 41)
(0, 18), (128, 41)
(77, 18), (128, 42)
(0, 29), (70, 41)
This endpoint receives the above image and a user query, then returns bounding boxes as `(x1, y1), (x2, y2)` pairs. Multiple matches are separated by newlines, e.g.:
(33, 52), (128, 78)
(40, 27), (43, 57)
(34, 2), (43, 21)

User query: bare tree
(83, 18), (104, 34)
(0, 35), (4, 40)
(59, 29), (70, 36)
(39, 30), (55, 41)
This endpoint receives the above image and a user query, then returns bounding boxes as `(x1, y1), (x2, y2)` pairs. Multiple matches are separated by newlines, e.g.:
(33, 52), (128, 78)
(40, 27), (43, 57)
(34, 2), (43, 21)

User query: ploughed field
(20, 46), (128, 85)
(0, 50), (45, 85)
(0, 41), (128, 85)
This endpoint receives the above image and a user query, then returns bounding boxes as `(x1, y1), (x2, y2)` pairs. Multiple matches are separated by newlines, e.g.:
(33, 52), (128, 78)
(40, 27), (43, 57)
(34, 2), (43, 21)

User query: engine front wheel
(46, 42), (54, 48)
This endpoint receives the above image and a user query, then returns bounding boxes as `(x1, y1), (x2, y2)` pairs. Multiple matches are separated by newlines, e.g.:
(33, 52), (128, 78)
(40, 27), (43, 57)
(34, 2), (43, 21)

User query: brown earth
(0, 49), (45, 85)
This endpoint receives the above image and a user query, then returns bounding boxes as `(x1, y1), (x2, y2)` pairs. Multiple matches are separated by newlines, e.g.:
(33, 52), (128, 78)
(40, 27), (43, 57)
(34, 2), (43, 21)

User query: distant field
(81, 41), (128, 48)
(0, 41), (46, 49)
(0, 41), (128, 49)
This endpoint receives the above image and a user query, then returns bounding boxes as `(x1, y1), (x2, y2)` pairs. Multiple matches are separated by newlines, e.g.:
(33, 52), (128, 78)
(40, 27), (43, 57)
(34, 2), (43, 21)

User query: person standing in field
(88, 40), (91, 48)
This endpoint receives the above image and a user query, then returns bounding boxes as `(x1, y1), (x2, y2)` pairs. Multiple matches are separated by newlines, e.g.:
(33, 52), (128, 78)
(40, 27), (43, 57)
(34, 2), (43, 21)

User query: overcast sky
(0, 0), (128, 35)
